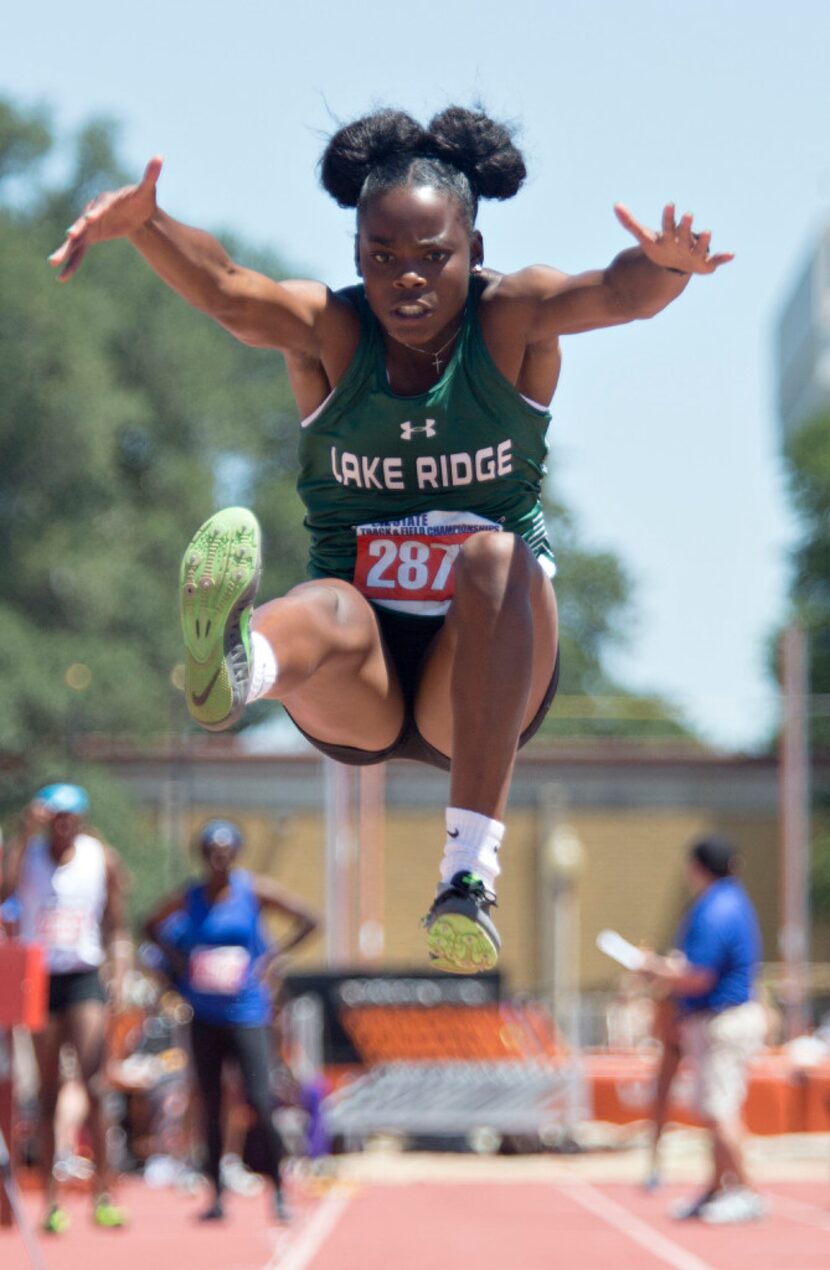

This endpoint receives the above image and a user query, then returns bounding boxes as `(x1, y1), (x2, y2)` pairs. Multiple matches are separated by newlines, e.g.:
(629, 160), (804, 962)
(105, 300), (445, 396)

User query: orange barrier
(0, 942), (47, 1228)
(0, 943), (46, 1031)
(743, 1055), (803, 1135)
(582, 1053), (701, 1128)
(583, 1051), (810, 1135)
(801, 1061), (830, 1132)
(339, 1004), (563, 1064)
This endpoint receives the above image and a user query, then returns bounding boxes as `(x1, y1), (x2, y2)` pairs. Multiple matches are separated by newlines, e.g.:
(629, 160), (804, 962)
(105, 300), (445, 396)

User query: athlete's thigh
(62, 1000), (107, 1087)
(413, 556), (559, 755)
(257, 578), (405, 749)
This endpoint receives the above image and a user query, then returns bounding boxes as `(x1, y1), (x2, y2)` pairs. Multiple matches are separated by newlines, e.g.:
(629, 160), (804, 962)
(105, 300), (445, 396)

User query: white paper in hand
(596, 929), (646, 972)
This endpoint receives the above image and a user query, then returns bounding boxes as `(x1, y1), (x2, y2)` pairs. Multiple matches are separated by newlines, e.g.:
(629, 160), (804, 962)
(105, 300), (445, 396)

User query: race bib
(37, 905), (88, 952)
(354, 511), (500, 615)
(189, 946), (251, 995)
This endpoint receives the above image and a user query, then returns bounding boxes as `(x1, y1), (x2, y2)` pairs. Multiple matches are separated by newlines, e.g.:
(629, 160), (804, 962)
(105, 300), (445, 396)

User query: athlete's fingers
(661, 203), (677, 237)
(706, 252), (735, 270)
(677, 212), (695, 247)
(47, 239), (71, 267)
(613, 203), (654, 244)
(691, 229), (712, 260)
(56, 239), (89, 282)
(63, 209), (97, 240)
(141, 154), (164, 188)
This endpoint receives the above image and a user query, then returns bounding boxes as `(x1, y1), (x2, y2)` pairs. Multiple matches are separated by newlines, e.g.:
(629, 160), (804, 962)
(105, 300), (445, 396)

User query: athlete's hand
(48, 155), (163, 282)
(23, 799), (52, 837)
(614, 202), (734, 275)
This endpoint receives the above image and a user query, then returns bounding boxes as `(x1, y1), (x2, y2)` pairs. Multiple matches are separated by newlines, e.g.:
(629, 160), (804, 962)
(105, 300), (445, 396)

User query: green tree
(0, 100), (306, 905)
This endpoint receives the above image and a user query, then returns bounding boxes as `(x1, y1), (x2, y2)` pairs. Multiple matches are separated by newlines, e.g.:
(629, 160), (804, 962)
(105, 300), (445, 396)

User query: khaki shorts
(681, 1001), (766, 1122)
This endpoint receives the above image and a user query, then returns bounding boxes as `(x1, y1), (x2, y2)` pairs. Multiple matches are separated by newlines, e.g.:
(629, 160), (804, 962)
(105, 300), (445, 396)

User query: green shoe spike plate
(180, 507), (261, 730)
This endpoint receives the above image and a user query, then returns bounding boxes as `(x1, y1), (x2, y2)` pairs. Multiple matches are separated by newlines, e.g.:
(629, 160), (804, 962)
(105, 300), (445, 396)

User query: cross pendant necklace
(387, 323), (463, 374)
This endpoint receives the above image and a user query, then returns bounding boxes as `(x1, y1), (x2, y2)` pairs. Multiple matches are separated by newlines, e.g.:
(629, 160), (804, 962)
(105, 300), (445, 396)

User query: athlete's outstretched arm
(48, 157), (337, 355)
(504, 202), (733, 341)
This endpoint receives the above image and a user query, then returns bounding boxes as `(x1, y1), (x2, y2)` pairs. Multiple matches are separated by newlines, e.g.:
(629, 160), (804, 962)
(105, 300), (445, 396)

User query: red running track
(303, 1179), (830, 1270)
(1, 1174), (829, 1269)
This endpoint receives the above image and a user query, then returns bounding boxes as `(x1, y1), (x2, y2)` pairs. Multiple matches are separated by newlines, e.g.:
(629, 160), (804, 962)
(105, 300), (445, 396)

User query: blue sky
(6, 0), (830, 750)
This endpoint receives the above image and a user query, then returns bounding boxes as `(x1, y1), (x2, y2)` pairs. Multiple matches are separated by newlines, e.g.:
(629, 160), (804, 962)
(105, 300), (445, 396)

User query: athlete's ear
(470, 230), (484, 272)
(354, 234), (363, 277)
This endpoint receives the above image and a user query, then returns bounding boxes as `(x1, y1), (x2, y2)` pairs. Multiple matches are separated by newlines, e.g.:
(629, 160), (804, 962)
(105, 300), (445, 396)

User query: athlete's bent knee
(454, 532), (533, 598)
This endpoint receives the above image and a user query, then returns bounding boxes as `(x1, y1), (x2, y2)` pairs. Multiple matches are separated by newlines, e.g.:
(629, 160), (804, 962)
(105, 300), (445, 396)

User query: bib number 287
(355, 534), (462, 602)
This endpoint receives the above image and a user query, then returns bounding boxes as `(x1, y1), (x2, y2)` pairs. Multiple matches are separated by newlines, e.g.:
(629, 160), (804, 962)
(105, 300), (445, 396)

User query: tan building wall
(174, 788), (784, 996)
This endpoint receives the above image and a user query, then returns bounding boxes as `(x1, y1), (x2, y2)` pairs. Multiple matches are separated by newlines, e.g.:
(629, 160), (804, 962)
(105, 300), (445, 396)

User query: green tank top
(296, 278), (555, 616)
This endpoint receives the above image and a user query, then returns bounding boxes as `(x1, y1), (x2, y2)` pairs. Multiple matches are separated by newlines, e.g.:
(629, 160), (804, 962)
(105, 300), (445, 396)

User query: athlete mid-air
(50, 106), (732, 974)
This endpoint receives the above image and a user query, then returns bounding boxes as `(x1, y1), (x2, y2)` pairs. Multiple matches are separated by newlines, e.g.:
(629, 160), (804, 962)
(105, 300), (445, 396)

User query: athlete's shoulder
(332, 283), (364, 307)
(481, 265), (570, 308)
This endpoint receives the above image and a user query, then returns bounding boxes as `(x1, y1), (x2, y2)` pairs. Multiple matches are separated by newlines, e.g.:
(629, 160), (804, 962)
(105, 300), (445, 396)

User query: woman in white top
(1, 784), (129, 1234)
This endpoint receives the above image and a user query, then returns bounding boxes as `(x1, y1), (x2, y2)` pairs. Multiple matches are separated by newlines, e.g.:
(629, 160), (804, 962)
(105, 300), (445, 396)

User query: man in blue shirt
(645, 836), (766, 1224)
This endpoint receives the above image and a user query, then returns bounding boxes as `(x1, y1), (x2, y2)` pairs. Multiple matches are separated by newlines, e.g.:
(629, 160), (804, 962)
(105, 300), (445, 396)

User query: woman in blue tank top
(145, 819), (318, 1222)
(52, 108), (731, 976)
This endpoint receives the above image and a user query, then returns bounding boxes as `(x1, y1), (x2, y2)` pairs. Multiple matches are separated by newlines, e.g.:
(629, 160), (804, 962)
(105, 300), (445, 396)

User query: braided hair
(319, 106), (526, 228)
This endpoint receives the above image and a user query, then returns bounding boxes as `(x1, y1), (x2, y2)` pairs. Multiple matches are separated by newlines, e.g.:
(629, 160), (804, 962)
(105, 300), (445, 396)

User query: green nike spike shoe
(424, 872), (501, 975)
(180, 507), (261, 731)
(42, 1204), (71, 1235)
(92, 1195), (126, 1228)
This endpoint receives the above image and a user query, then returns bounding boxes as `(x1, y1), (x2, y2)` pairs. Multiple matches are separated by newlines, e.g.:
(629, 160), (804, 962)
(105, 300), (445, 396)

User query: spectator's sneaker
(699, 1187), (765, 1224)
(221, 1153), (264, 1196)
(53, 1151), (94, 1183)
(180, 507), (261, 731)
(669, 1190), (714, 1220)
(93, 1195), (126, 1228)
(42, 1204), (70, 1235)
(424, 872), (500, 974)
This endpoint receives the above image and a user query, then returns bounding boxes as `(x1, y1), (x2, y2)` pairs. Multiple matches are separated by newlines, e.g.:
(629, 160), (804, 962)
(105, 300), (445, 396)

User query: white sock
(439, 807), (504, 892)
(246, 631), (278, 702)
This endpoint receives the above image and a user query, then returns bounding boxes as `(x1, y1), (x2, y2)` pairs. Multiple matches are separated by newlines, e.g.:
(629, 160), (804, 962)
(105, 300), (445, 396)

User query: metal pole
(358, 765), (386, 964)
(324, 759), (356, 966)
(779, 624), (811, 1039)
(538, 785), (584, 1042)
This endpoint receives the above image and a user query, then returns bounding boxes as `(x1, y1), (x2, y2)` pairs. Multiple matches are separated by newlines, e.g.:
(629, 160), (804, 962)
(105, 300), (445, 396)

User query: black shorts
(286, 604), (560, 772)
(48, 968), (107, 1015)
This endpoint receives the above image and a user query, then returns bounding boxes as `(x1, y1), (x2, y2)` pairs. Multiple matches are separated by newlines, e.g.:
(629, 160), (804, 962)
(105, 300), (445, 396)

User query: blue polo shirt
(674, 878), (762, 1015)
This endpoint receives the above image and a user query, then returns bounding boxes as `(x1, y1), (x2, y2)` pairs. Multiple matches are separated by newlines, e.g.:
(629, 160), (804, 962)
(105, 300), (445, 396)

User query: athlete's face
(203, 840), (237, 878)
(686, 858), (712, 897)
(357, 184), (483, 348)
(48, 812), (80, 856)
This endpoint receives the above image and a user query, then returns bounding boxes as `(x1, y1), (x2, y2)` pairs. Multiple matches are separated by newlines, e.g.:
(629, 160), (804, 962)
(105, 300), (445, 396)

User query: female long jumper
(50, 107), (732, 975)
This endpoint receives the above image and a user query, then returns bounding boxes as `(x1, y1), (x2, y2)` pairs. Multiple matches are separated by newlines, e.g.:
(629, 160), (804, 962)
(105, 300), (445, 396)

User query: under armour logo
(400, 419), (437, 441)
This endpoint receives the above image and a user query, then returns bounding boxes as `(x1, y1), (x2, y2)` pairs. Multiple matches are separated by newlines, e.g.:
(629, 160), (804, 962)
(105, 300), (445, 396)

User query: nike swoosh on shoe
(191, 666), (222, 707)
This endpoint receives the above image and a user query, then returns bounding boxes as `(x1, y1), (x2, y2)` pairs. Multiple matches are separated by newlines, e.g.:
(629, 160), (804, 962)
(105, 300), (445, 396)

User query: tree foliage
(783, 411), (830, 749)
(782, 410), (830, 913)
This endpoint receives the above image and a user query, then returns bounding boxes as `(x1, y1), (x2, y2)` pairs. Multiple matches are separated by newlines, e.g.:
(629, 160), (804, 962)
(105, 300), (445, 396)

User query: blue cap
(35, 784), (90, 815)
(198, 819), (243, 854)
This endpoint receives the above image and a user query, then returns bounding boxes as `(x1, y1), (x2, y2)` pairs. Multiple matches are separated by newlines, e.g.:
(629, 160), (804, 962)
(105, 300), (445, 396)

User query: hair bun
(427, 106), (526, 201)
(320, 109), (428, 208)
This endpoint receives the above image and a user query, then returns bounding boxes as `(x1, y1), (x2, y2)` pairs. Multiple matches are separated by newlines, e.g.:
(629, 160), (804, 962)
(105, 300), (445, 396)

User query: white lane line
(557, 1182), (717, 1270)
(264, 1187), (353, 1270)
